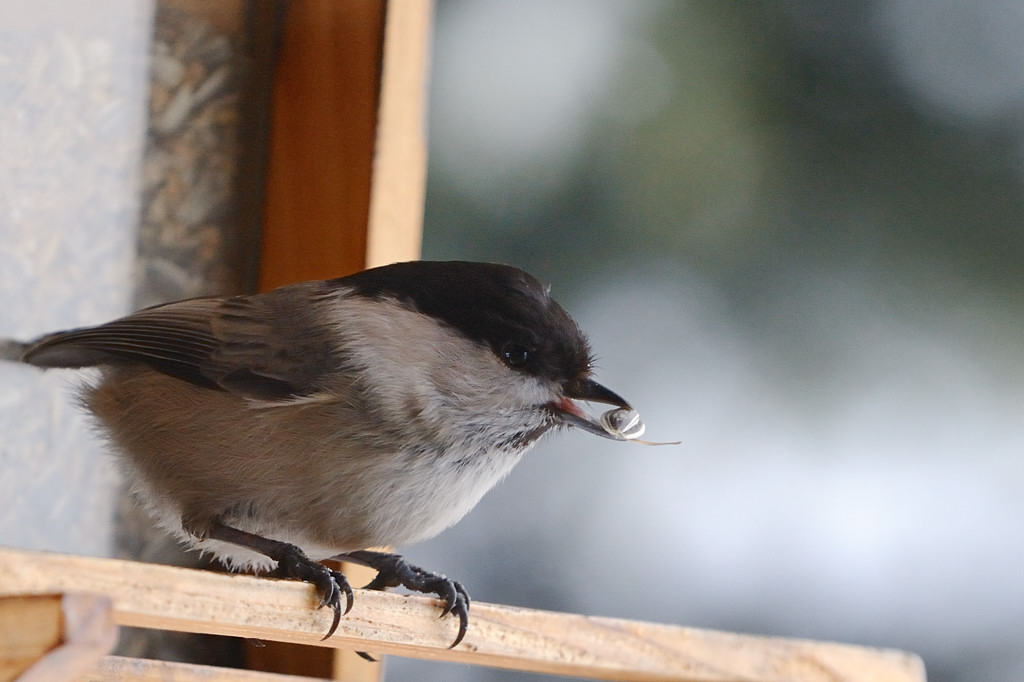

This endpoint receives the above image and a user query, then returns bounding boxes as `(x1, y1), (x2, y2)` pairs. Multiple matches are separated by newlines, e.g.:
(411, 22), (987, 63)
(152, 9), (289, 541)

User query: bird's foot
(341, 550), (470, 648)
(202, 521), (354, 640)
(270, 544), (354, 639)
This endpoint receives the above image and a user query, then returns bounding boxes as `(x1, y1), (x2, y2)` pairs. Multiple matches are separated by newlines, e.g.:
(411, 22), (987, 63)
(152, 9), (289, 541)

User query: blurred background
(392, 1), (1024, 681)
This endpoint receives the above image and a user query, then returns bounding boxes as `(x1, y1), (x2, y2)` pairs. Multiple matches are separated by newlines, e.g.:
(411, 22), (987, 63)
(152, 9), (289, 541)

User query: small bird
(5, 260), (640, 647)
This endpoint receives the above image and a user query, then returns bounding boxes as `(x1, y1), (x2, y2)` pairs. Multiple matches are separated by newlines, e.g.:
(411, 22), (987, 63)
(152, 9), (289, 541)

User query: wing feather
(23, 281), (348, 401)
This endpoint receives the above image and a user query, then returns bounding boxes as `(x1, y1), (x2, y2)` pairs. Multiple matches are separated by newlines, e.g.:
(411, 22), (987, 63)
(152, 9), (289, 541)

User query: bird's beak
(548, 377), (633, 439)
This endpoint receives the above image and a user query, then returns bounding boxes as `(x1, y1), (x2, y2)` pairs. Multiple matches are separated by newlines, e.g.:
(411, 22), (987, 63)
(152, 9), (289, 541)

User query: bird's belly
(361, 446), (528, 549)
(88, 370), (535, 568)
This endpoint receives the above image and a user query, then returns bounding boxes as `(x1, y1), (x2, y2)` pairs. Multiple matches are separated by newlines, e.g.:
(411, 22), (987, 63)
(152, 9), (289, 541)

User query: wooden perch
(0, 547), (924, 682)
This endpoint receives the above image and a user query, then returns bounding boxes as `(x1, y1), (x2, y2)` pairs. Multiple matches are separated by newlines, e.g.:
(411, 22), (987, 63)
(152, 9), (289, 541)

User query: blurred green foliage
(424, 1), (1024, 310)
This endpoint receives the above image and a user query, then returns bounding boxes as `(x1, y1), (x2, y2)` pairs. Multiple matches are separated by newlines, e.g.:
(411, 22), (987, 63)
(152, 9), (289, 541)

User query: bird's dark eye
(500, 342), (532, 368)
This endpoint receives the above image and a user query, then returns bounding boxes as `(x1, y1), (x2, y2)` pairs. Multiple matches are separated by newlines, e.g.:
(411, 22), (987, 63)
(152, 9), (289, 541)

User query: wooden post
(252, 0), (432, 678)
(0, 593), (117, 682)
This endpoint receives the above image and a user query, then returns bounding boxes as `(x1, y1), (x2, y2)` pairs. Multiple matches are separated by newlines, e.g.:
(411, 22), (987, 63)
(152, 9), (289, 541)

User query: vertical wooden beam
(0, 595), (62, 681)
(365, 0), (431, 267)
(258, 0), (385, 291)
(254, 0), (433, 678)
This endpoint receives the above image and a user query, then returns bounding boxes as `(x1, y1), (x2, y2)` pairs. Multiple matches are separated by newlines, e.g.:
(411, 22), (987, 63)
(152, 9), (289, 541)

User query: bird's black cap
(337, 261), (594, 383)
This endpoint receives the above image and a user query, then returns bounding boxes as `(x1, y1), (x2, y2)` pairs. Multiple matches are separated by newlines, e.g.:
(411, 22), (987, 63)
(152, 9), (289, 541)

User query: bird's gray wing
(22, 282), (345, 401)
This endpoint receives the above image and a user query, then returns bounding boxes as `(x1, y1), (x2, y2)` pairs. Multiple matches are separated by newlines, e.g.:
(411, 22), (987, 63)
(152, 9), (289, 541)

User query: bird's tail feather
(0, 338), (28, 362)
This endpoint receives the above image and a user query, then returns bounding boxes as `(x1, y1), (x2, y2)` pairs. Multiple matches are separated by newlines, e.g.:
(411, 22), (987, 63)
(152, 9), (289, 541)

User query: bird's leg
(203, 520), (354, 639)
(338, 550), (470, 648)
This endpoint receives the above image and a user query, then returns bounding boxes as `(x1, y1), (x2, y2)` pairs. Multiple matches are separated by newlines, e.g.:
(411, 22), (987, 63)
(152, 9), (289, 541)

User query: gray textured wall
(0, 0), (154, 558)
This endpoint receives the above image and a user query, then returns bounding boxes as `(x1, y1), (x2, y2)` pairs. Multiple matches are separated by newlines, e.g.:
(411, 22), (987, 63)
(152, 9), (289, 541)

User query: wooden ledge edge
(85, 655), (333, 681)
(0, 548), (926, 682)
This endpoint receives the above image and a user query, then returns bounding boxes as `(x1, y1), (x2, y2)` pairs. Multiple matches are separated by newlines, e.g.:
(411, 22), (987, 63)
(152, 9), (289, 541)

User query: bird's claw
(271, 545), (353, 639)
(345, 550), (471, 648)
